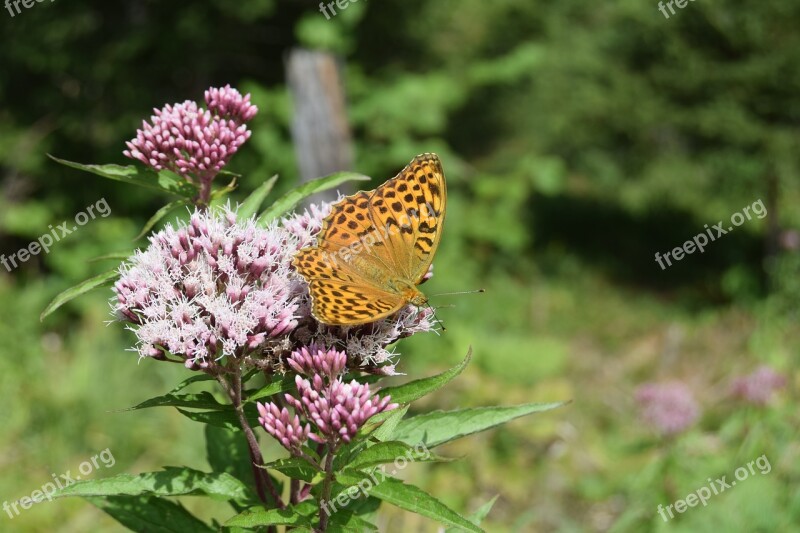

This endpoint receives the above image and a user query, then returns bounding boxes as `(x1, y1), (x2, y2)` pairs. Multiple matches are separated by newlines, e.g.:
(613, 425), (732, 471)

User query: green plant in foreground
(41, 85), (563, 532)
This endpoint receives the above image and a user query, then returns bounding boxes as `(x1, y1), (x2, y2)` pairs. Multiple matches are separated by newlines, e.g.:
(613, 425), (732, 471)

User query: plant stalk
(318, 443), (336, 532)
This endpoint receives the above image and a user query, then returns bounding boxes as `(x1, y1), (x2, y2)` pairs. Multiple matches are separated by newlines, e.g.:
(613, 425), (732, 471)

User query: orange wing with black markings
(293, 153), (446, 326)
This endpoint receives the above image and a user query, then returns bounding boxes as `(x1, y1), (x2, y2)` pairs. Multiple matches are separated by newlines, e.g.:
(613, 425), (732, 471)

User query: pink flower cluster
(257, 345), (398, 452)
(123, 85), (257, 191)
(635, 382), (700, 436)
(113, 207), (299, 368)
(113, 201), (435, 373)
(205, 85), (258, 123)
(731, 366), (786, 406)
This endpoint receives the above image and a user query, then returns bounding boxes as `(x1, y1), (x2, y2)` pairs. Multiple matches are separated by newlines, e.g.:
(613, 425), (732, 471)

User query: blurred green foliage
(1, 0), (799, 531)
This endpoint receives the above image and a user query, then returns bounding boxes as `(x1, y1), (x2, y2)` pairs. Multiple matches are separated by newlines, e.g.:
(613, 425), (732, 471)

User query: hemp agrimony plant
(43, 85), (562, 532)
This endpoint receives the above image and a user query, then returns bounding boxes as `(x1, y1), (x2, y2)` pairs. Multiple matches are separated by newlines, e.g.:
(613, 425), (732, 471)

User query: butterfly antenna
(426, 302), (447, 333)
(430, 289), (485, 297)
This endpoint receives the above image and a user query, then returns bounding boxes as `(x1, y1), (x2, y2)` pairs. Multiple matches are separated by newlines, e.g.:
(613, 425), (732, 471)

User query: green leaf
(261, 456), (320, 483)
(54, 468), (256, 504)
(40, 269), (118, 321)
(381, 348), (472, 405)
(121, 391), (226, 411)
(85, 495), (215, 533)
(257, 171), (371, 225)
(205, 426), (257, 507)
(209, 176), (239, 205)
(226, 501), (317, 528)
(238, 174), (279, 220)
(394, 402), (566, 448)
(134, 199), (189, 240)
(88, 251), (133, 263)
(49, 156), (198, 198)
(170, 374), (217, 393)
(346, 441), (450, 471)
(336, 472), (483, 533)
(176, 405), (260, 430)
(366, 405), (408, 441)
(328, 510), (379, 532)
(244, 375), (296, 403)
(445, 495), (498, 532)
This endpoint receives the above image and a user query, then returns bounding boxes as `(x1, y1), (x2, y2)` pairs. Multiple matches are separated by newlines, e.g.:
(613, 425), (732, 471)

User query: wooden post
(286, 48), (354, 204)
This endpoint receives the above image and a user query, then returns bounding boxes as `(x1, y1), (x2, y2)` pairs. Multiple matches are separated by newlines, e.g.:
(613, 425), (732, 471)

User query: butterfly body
(293, 153), (446, 326)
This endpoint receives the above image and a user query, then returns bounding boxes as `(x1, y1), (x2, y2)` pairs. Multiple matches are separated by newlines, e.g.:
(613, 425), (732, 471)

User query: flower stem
(318, 443), (336, 532)
(216, 370), (285, 510)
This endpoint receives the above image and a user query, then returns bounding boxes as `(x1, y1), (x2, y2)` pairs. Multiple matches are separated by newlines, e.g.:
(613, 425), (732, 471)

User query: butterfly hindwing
(294, 248), (404, 324)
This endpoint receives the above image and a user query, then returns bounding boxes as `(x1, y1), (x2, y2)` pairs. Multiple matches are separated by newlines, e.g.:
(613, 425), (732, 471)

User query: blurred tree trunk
(286, 49), (354, 204)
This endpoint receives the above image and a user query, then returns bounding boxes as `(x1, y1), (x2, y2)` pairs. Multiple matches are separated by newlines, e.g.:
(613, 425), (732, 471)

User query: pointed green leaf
(394, 402), (566, 448)
(88, 251), (133, 263)
(257, 171), (371, 225)
(134, 199), (189, 240)
(170, 374), (217, 393)
(49, 156), (198, 198)
(120, 391), (226, 411)
(445, 495), (498, 532)
(54, 468), (256, 504)
(176, 405), (260, 430)
(261, 456), (320, 482)
(328, 510), (379, 531)
(85, 495), (214, 533)
(382, 348), (472, 405)
(336, 472), (483, 533)
(209, 176), (239, 206)
(205, 425), (256, 499)
(238, 174), (279, 220)
(244, 375), (296, 403)
(40, 269), (118, 321)
(226, 501), (317, 528)
(362, 405), (408, 441)
(346, 441), (451, 471)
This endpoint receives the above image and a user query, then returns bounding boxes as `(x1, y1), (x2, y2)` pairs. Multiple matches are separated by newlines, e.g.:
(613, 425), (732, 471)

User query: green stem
(216, 370), (285, 510)
(318, 444), (336, 532)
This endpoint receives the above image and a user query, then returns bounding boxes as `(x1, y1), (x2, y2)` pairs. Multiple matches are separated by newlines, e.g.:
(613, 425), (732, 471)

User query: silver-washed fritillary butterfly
(293, 153), (446, 326)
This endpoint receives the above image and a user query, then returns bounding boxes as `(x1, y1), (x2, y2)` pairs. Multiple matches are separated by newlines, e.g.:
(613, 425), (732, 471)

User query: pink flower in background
(635, 382), (699, 436)
(258, 345), (398, 451)
(731, 366), (786, 406)
(123, 86), (257, 203)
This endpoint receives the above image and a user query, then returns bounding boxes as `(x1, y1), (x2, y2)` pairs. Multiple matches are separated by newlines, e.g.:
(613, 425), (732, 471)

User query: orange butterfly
(293, 153), (446, 326)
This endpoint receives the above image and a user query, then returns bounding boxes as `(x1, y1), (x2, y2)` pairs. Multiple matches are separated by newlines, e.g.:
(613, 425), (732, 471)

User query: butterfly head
(405, 286), (428, 308)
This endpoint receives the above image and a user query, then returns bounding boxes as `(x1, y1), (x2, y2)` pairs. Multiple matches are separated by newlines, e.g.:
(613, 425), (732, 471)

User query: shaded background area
(2, 0), (800, 531)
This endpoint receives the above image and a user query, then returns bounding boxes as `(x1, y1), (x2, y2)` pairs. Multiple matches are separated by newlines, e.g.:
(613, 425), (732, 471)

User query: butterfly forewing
(368, 153), (446, 283)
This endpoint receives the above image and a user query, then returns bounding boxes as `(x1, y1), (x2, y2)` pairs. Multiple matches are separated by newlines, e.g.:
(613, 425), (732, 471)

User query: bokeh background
(2, 0), (799, 531)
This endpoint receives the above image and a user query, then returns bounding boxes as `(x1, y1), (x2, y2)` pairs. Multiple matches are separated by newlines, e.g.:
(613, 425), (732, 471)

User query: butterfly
(293, 153), (446, 326)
